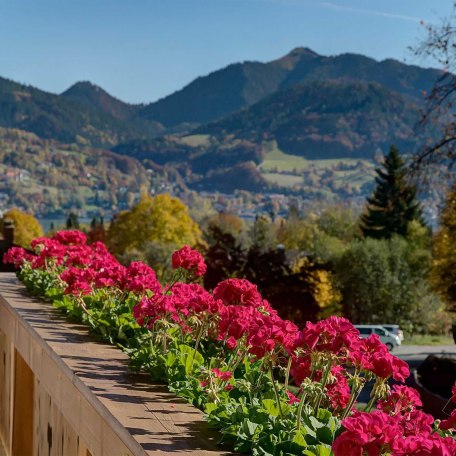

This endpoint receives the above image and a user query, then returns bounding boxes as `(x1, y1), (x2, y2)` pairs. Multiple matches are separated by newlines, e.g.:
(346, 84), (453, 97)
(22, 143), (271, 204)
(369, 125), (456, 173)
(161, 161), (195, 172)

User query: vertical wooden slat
(0, 331), (11, 452)
(33, 377), (82, 456)
(8, 341), (14, 456)
(12, 349), (34, 456)
(61, 416), (79, 456)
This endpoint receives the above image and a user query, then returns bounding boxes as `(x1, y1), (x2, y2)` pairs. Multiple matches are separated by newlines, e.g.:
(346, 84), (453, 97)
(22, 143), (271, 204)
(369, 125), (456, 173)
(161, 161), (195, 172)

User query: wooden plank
(79, 395), (102, 456)
(101, 421), (133, 456)
(0, 274), (231, 456)
(62, 416), (79, 456)
(33, 378), (49, 456)
(34, 377), (84, 456)
(12, 349), (34, 456)
(0, 330), (11, 453)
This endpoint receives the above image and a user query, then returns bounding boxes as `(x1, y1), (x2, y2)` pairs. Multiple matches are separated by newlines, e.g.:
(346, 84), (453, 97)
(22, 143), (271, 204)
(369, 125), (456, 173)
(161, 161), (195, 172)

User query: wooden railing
(0, 273), (229, 456)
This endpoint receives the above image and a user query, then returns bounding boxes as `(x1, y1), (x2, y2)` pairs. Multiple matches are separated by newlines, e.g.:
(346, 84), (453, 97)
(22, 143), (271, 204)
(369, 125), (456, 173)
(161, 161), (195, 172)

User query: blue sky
(0, 0), (453, 103)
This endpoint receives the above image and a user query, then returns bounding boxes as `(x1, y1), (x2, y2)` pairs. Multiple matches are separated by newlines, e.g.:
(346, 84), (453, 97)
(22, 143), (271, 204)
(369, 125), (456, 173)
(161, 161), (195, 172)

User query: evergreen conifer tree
(360, 146), (422, 239)
(66, 212), (80, 230)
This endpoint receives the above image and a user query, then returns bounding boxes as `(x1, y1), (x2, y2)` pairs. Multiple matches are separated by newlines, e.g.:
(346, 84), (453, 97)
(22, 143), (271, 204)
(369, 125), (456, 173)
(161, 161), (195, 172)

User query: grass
(332, 168), (375, 190)
(403, 334), (454, 346)
(260, 146), (310, 172)
(262, 173), (303, 187)
(260, 142), (374, 172)
(180, 134), (211, 147)
(308, 158), (370, 169)
(260, 144), (376, 192)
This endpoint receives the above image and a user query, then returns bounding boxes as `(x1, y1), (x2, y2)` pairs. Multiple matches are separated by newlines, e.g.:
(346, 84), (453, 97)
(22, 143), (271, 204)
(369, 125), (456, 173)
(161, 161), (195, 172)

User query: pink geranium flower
(123, 261), (161, 294)
(213, 278), (264, 308)
(378, 385), (422, 417)
(440, 409), (456, 431)
(212, 368), (232, 381)
(171, 245), (206, 276)
(3, 247), (34, 268)
(53, 230), (87, 245)
(286, 390), (300, 405)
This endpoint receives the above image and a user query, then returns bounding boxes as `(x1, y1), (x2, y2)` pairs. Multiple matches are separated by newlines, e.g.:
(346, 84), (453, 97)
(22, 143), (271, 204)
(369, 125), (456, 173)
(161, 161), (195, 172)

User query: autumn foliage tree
(107, 193), (203, 259)
(2, 208), (43, 248)
(432, 183), (456, 311)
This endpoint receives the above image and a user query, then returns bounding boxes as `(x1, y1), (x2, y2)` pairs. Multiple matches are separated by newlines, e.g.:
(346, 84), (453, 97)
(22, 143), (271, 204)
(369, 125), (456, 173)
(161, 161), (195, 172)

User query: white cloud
(316, 1), (422, 23)
(252, 0), (423, 23)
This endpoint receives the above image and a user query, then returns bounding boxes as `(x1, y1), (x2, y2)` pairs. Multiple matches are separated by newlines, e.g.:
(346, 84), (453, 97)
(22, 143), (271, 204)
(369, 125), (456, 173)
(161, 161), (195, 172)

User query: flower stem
(364, 378), (387, 413)
(296, 392), (308, 431)
(188, 324), (204, 374)
(269, 362), (284, 420)
(364, 389), (380, 413)
(208, 359), (220, 403)
(313, 360), (332, 414)
(284, 356), (292, 392)
(77, 296), (106, 327)
(341, 383), (363, 419)
(227, 347), (246, 376)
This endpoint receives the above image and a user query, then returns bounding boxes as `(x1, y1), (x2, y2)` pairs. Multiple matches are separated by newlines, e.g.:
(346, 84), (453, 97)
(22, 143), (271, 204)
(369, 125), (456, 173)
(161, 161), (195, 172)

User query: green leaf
(308, 416), (325, 429)
(261, 399), (280, 417)
(234, 440), (252, 454)
(248, 407), (269, 424)
(316, 408), (332, 423)
(316, 426), (333, 445)
(242, 419), (260, 437)
(303, 444), (333, 456)
(178, 344), (204, 374)
(165, 351), (177, 367)
(292, 430), (307, 447)
(204, 402), (218, 415)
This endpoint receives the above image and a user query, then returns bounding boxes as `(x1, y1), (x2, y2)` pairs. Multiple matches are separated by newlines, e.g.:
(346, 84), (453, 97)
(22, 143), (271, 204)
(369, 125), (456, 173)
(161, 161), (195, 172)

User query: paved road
(394, 344), (456, 370)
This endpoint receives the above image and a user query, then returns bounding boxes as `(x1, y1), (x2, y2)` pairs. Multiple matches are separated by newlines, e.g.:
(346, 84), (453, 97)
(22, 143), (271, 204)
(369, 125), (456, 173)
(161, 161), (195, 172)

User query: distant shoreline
(38, 218), (93, 232)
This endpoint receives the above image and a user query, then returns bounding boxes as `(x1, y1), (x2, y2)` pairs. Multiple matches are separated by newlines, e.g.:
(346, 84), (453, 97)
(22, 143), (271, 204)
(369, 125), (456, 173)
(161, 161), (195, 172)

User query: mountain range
(138, 47), (437, 128)
(0, 47), (442, 193)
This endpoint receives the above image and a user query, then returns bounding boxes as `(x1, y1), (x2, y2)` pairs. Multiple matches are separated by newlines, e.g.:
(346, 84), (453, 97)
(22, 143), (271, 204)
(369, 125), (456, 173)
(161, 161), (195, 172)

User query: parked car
(381, 324), (404, 342)
(354, 325), (401, 351)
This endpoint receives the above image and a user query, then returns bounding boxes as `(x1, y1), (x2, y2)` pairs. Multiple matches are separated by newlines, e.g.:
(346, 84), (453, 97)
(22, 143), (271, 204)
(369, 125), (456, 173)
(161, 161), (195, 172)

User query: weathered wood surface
(0, 273), (231, 456)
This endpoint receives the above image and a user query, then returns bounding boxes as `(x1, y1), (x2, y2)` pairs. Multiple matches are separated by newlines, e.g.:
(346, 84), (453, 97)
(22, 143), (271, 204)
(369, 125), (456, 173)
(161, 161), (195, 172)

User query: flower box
(3, 232), (456, 455)
(0, 273), (228, 456)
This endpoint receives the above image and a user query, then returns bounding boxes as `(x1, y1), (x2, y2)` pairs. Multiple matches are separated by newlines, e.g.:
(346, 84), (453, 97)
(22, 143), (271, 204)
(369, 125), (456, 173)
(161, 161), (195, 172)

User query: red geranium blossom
(3, 247), (34, 268)
(213, 278), (265, 308)
(286, 390), (300, 405)
(378, 385), (422, 417)
(171, 245), (206, 276)
(212, 368), (232, 381)
(123, 261), (161, 294)
(332, 411), (398, 456)
(440, 409), (456, 431)
(52, 230), (87, 245)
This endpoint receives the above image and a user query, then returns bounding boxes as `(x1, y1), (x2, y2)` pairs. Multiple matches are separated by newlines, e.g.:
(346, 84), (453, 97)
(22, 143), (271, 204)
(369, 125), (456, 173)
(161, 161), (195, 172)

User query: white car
(381, 324), (404, 343)
(354, 325), (401, 351)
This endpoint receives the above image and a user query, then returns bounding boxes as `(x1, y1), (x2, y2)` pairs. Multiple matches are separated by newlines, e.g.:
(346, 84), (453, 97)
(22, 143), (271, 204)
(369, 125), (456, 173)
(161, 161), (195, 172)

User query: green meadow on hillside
(259, 144), (376, 192)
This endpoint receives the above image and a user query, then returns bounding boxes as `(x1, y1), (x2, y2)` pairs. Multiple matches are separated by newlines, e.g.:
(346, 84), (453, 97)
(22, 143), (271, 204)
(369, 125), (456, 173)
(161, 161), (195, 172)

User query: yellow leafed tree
(432, 183), (456, 311)
(107, 193), (203, 256)
(2, 208), (44, 248)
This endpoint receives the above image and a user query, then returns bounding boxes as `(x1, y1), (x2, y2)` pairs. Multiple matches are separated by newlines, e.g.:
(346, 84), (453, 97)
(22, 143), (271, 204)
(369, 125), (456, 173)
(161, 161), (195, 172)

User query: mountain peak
(62, 81), (105, 96)
(287, 47), (319, 58)
(61, 80), (139, 120)
(273, 47), (320, 70)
